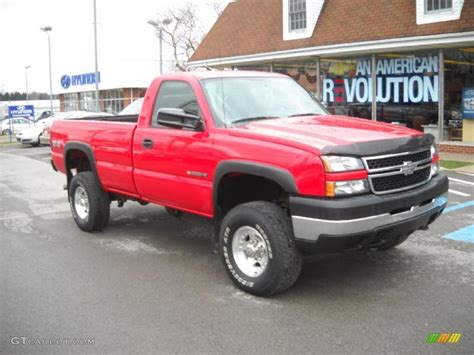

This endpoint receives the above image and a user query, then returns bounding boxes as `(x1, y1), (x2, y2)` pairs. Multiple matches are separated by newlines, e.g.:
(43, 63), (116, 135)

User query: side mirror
(157, 108), (204, 131)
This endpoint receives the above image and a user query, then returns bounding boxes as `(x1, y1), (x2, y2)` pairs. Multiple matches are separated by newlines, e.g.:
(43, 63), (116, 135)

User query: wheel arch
(64, 142), (99, 189)
(213, 161), (298, 216)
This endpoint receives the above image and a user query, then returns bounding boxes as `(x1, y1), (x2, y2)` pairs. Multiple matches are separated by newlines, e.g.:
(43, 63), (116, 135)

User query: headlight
(326, 179), (369, 197)
(430, 144), (439, 176)
(321, 156), (364, 172)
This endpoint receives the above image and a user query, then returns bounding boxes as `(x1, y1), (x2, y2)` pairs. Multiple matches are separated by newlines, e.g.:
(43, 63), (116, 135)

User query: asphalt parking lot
(1, 144), (473, 354)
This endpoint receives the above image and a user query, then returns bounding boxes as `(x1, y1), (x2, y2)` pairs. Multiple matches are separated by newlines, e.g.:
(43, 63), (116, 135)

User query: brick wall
(439, 143), (474, 155)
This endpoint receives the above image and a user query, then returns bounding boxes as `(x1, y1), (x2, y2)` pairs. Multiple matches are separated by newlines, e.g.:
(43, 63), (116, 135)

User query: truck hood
(230, 115), (424, 154)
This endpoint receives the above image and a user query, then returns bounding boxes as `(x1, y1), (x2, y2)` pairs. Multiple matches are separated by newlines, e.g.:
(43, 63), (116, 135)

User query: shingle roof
(190, 0), (474, 62)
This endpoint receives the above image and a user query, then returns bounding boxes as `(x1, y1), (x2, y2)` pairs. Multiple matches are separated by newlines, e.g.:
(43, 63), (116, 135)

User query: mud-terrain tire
(69, 171), (110, 232)
(220, 201), (302, 297)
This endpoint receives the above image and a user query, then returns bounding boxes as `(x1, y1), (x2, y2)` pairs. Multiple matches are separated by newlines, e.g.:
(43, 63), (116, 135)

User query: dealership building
(53, 64), (153, 114)
(189, 0), (474, 154)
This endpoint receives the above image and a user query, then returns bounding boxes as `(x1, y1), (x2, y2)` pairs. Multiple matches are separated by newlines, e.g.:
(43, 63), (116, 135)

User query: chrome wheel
(232, 226), (269, 278)
(74, 186), (89, 220)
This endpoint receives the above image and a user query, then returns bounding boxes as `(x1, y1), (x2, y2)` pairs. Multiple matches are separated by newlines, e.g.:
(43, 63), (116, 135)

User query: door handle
(142, 138), (153, 149)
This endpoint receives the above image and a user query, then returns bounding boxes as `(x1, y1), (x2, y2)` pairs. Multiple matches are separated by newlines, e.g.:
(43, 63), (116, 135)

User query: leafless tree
(207, 1), (225, 16)
(149, 1), (224, 71)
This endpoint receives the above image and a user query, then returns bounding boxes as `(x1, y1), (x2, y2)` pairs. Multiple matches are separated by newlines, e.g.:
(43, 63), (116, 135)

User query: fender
(63, 141), (99, 187)
(213, 160), (299, 211)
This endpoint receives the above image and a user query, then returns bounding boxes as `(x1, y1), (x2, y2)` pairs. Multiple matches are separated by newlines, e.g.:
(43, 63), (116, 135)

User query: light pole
(147, 18), (172, 75)
(93, 0), (99, 112)
(40, 26), (53, 115)
(24, 65), (30, 104)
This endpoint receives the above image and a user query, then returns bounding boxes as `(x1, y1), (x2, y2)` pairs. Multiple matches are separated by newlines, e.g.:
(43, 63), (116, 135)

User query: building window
(289, 0), (306, 31)
(425, 0), (453, 13)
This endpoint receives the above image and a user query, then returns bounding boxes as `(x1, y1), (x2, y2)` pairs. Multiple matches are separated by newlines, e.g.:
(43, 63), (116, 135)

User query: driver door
(133, 81), (214, 217)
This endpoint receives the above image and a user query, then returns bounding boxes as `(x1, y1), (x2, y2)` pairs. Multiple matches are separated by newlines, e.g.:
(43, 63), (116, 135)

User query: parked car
(51, 71), (448, 296)
(1, 117), (33, 135)
(119, 98), (144, 115)
(16, 117), (53, 146)
(40, 111), (112, 146)
(35, 110), (53, 121)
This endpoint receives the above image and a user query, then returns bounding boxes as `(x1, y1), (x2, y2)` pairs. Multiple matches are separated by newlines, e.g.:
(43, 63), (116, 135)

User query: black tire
(220, 201), (302, 297)
(374, 234), (410, 251)
(69, 171), (110, 232)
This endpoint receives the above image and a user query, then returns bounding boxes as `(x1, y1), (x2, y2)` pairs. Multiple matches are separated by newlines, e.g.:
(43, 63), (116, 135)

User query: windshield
(201, 77), (327, 127)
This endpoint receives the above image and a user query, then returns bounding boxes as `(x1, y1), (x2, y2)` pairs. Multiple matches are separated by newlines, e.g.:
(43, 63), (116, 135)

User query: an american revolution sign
(322, 55), (439, 104)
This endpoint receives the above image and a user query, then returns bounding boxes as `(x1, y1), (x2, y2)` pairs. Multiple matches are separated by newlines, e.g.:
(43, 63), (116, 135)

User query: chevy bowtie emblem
(401, 161), (417, 176)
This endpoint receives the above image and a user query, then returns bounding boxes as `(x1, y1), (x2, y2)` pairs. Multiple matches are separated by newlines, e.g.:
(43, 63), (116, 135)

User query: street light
(147, 18), (172, 75)
(24, 65), (31, 104)
(93, 0), (99, 112)
(40, 26), (53, 115)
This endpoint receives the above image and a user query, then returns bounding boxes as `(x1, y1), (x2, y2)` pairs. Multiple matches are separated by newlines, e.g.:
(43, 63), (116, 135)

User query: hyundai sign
(60, 72), (101, 89)
(8, 105), (35, 119)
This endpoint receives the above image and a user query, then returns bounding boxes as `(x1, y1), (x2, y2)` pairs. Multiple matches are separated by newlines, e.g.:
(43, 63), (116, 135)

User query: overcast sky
(0, 0), (229, 93)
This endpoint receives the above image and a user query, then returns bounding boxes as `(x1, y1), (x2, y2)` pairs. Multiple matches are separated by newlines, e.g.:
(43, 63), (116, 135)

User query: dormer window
(289, 0), (306, 32)
(417, 0), (463, 24)
(283, 0), (325, 41)
(426, 0), (453, 13)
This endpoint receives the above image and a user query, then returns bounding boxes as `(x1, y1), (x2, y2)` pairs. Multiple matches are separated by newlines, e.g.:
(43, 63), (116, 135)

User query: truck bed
(51, 118), (138, 196)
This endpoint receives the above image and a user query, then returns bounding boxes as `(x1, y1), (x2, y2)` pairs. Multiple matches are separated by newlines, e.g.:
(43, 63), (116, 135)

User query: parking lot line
(443, 225), (474, 243)
(448, 177), (474, 186)
(448, 189), (472, 197)
(443, 200), (474, 214)
(457, 172), (474, 177)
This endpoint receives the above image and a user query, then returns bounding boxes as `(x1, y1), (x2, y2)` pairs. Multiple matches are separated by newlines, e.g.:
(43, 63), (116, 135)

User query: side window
(152, 81), (201, 128)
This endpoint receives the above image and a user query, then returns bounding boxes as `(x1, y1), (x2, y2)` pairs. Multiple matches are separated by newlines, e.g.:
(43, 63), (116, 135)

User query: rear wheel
(69, 171), (110, 232)
(220, 201), (302, 297)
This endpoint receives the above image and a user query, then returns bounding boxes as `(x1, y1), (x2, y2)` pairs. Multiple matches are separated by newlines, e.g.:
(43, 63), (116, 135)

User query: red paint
(51, 71), (424, 219)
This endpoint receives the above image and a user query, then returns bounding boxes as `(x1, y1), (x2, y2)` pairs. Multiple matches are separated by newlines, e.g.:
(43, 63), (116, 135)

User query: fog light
(326, 179), (369, 197)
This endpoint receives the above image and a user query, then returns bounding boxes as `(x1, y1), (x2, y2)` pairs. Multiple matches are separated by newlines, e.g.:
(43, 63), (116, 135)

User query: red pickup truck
(51, 71), (448, 296)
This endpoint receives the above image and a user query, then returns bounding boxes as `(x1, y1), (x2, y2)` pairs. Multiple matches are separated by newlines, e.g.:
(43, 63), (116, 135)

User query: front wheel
(220, 201), (302, 297)
(69, 171), (110, 232)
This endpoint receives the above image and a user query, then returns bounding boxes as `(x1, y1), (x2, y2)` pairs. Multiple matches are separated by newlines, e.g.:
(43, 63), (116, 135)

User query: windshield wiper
(288, 113), (321, 117)
(232, 116), (279, 125)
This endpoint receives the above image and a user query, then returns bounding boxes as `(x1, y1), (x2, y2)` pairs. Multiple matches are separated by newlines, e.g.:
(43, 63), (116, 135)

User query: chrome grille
(363, 149), (432, 195)
(366, 150), (431, 171)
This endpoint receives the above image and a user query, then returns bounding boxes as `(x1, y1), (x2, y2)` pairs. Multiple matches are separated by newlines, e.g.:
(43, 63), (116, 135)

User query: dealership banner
(322, 55), (439, 104)
(8, 105), (35, 119)
(462, 87), (474, 119)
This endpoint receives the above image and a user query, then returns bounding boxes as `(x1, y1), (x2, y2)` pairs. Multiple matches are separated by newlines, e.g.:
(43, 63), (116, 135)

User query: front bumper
(290, 175), (448, 252)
